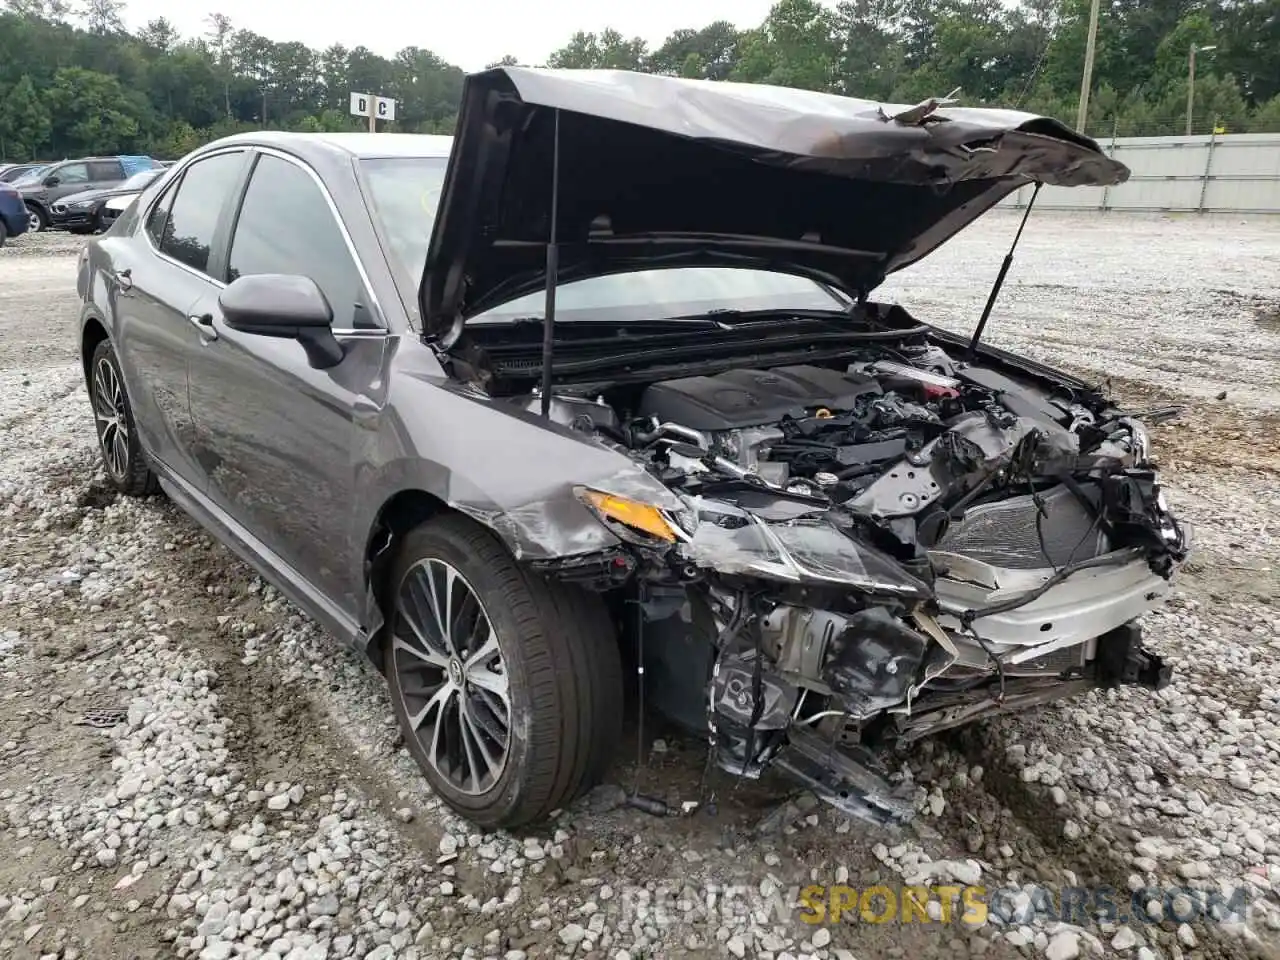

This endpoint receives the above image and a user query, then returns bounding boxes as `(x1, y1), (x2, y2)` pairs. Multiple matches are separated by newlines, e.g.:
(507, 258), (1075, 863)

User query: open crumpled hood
(419, 67), (1129, 342)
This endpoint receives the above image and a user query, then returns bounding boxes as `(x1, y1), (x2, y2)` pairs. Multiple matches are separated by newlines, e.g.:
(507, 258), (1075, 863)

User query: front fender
(350, 363), (680, 586)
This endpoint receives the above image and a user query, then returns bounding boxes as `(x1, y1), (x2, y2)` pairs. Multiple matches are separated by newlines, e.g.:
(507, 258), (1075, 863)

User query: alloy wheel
(26, 208), (41, 232)
(392, 558), (511, 795)
(92, 356), (129, 479)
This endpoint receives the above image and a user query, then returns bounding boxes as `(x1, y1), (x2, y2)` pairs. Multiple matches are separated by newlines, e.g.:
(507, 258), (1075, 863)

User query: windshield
(360, 155), (848, 324)
(474, 268), (847, 322)
(121, 169), (162, 190)
(361, 156), (448, 286)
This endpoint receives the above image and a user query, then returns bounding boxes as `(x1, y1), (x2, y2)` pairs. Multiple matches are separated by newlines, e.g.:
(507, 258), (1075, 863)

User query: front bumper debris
(772, 725), (914, 825)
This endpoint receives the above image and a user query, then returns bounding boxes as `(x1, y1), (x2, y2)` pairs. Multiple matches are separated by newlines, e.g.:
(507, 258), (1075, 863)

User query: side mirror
(218, 274), (344, 369)
(44, 175), (60, 187)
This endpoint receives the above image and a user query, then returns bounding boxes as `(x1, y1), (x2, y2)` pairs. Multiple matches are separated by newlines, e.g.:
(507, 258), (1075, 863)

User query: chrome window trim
(241, 146), (389, 332)
(138, 146), (247, 289)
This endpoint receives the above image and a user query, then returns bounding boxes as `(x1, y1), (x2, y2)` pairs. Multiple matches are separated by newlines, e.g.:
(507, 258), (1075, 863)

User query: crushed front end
(529, 327), (1189, 825)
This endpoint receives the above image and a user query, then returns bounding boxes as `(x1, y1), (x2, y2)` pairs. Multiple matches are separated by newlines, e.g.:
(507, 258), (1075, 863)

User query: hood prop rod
(967, 181), (1041, 358)
(540, 109), (561, 419)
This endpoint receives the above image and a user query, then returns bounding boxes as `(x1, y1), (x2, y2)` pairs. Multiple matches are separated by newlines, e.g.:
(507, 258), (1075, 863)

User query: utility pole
(1186, 44), (1217, 136)
(1076, 0), (1101, 133)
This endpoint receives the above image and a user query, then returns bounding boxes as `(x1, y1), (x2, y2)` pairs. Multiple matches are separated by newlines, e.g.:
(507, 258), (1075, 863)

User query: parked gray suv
(18, 157), (138, 232)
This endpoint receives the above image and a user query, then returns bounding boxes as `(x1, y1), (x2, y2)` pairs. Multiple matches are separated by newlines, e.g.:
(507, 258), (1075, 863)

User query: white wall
(1000, 132), (1280, 214)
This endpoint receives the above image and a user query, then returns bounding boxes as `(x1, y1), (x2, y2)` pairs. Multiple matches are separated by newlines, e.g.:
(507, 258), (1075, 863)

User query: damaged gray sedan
(76, 67), (1188, 829)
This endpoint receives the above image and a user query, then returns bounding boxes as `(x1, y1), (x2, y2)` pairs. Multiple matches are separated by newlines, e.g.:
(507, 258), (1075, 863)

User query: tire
(0, 219), (6, 248)
(26, 203), (46, 232)
(88, 339), (159, 496)
(385, 514), (622, 829)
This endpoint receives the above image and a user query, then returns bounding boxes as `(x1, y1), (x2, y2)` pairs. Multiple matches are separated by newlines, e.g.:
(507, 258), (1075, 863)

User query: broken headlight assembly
(575, 486), (688, 546)
(682, 500), (931, 598)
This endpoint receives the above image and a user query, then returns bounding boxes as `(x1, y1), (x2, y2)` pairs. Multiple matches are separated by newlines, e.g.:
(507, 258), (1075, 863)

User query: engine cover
(638, 365), (881, 430)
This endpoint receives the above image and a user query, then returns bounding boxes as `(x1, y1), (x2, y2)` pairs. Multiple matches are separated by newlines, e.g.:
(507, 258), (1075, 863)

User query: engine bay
(523, 339), (1181, 572)
(480, 315), (1189, 824)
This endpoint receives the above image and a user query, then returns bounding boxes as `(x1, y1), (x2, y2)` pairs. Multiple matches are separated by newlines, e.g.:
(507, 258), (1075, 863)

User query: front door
(111, 150), (249, 487)
(186, 150), (386, 614)
(43, 161), (91, 203)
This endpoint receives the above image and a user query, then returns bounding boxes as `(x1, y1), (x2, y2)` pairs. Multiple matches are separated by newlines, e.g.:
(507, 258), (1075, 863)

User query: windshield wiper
(665, 306), (864, 324)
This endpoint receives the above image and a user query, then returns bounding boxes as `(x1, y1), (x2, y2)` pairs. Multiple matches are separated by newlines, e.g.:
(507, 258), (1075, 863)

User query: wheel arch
(361, 487), (452, 673)
(81, 315), (110, 387)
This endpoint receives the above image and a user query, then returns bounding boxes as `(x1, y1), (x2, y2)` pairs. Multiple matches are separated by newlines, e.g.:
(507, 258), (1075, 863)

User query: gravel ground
(0, 215), (1278, 960)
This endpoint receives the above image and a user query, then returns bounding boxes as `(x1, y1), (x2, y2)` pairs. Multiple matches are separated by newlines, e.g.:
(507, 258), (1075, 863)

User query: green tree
(0, 74), (51, 159)
(43, 66), (140, 152)
(80, 0), (124, 35)
(4, 0), (71, 20)
(547, 29), (647, 70)
(205, 12), (234, 118)
(137, 16), (178, 53)
(730, 0), (840, 91)
(648, 22), (741, 79)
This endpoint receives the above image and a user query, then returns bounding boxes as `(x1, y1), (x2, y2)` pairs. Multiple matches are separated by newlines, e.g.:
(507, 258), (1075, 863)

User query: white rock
(559, 923), (587, 945)
(1111, 927), (1139, 950)
(1045, 930), (1080, 960)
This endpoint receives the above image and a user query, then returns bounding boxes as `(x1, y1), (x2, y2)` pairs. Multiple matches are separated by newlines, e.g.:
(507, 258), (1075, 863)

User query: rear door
(186, 149), (387, 612)
(88, 159), (125, 189)
(110, 149), (250, 486)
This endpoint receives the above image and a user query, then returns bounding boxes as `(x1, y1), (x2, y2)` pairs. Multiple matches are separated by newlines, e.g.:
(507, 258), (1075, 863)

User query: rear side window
(156, 152), (244, 276)
(145, 179), (178, 247)
(89, 160), (123, 180)
(227, 154), (375, 328)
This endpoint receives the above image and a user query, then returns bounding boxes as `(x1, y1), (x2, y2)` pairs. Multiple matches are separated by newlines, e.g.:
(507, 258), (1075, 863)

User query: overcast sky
(121, 1), (782, 73)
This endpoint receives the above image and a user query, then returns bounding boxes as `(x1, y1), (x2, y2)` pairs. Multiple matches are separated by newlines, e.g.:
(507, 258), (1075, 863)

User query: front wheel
(385, 514), (622, 829)
(25, 203), (45, 233)
(88, 339), (158, 496)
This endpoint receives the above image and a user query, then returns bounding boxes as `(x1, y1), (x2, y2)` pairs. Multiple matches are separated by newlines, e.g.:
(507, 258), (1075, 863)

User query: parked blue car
(0, 180), (29, 246)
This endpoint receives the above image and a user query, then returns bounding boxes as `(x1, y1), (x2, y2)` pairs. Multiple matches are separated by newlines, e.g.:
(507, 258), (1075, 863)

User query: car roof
(202, 131), (454, 162)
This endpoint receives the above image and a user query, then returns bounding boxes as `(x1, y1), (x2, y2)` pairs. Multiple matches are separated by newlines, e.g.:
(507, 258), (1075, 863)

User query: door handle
(112, 268), (132, 292)
(189, 313), (217, 342)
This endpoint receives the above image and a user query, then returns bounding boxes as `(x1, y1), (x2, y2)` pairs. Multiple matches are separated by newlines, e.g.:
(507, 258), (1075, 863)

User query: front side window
(227, 153), (374, 328)
(54, 163), (89, 185)
(158, 152), (244, 275)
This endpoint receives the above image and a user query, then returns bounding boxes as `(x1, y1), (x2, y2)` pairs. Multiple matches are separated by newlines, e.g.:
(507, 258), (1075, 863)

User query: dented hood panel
(419, 67), (1129, 339)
